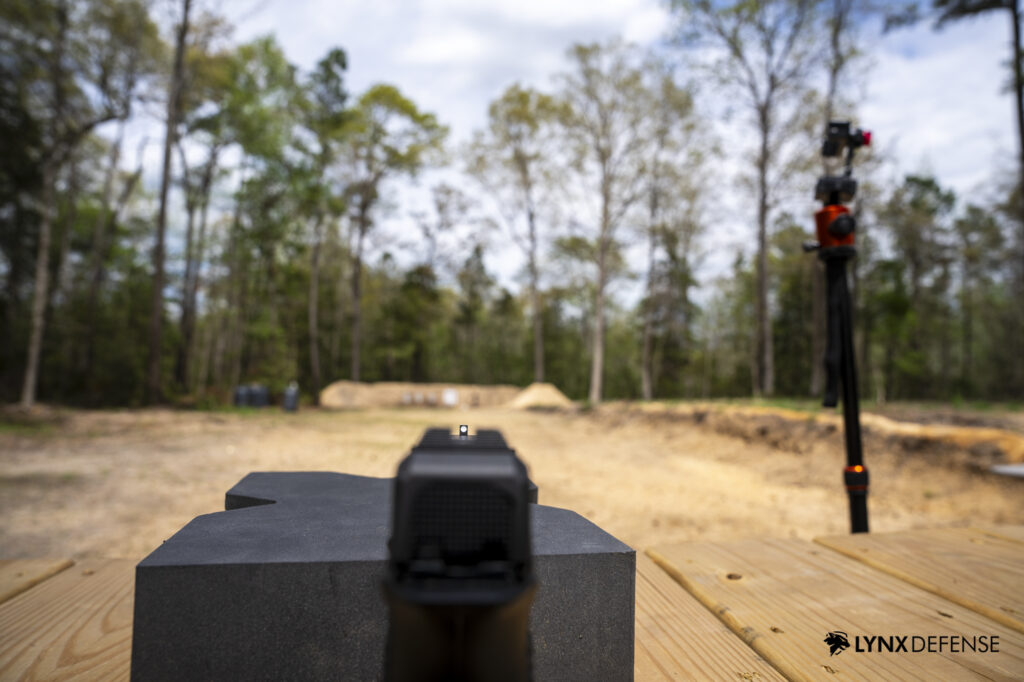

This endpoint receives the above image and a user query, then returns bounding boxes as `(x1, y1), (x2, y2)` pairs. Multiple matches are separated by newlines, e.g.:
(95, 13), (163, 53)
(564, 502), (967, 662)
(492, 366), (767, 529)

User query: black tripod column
(822, 246), (869, 533)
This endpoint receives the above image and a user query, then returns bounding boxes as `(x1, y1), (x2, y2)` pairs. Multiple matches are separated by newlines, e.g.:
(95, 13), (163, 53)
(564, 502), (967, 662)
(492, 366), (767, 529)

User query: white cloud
(212, 1), (1016, 303)
(417, 0), (649, 29)
(862, 12), (1012, 197)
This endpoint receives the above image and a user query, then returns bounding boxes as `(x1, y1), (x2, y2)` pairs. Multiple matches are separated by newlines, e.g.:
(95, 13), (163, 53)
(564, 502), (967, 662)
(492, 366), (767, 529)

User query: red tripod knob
(815, 205), (855, 249)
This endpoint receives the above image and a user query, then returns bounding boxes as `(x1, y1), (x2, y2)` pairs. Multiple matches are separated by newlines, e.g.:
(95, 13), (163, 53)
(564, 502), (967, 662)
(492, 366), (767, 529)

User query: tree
(218, 36), (302, 390)
(412, 182), (474, 274)
(298, 47), (348, 403)
(697, 254), (757, 396)
(877, 175), (956, 396)
(770, 220), (817, 395)
(467, 84), (563, 384)
(173, 10), (234, 392)
(147, 0), (192, 404)
(1, 0), (160, 407)
(667, 0), (819, 396)
(888, 0), (1024, 307)
(940, 1), (1024, 287)
(454, 243), (494, 383)
(341, 84), (447, 382)
(636, 58), (702, 400)
(953, 204), (1004, 396)
(861, 258), (910, 401)
(557, 40), (650, 404)
(83, 133), (146, 398)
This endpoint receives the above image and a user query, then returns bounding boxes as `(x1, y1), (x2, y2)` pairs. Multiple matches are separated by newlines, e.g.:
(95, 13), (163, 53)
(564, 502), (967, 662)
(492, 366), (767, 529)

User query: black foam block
(131, 472), (634, 681)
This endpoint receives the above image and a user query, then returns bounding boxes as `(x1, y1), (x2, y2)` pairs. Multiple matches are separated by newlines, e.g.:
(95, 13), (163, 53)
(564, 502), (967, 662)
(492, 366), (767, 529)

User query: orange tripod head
(803, 121), (871, 255)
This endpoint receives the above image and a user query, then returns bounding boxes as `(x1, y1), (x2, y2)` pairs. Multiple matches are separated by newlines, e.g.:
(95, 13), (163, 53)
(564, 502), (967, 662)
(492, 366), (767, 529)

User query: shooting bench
(2, 525), (1023, 680)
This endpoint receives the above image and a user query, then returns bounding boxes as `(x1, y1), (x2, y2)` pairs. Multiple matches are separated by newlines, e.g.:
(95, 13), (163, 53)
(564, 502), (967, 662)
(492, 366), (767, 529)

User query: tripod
(805, 121), (871, 534)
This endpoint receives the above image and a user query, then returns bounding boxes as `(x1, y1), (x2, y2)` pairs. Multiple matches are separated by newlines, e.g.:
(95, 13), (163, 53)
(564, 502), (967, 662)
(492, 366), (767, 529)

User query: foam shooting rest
(131, 472), (635, 681)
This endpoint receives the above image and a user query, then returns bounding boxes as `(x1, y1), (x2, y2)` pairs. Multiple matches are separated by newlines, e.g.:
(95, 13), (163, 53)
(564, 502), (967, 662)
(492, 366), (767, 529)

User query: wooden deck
(1, 527), (1022, 680)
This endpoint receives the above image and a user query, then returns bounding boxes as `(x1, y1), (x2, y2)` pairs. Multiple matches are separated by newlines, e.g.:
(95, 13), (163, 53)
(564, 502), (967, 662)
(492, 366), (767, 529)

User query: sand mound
(319, 381), (519, 409)
(510, 383), (574, 409)
(613, 401), (1024, 470)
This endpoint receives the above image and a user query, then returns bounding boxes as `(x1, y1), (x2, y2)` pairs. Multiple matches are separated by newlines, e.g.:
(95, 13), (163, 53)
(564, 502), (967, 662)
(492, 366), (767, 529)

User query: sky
(204, 0), (1015, 302)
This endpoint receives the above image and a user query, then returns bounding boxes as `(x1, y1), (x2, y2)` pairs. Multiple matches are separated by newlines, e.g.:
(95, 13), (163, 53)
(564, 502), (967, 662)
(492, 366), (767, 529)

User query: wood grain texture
(649, 538), (1024, 682)
(634, 553), (784, 681)
(815, 527), (1024, 635)
(979, 525), (1024, 544)
(0, 560), (133, 681)
(0, 559), (73, 605)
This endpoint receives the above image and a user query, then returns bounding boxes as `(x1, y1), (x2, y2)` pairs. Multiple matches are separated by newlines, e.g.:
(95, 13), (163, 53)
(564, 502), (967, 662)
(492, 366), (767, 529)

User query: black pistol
(384, 426), (536, 682)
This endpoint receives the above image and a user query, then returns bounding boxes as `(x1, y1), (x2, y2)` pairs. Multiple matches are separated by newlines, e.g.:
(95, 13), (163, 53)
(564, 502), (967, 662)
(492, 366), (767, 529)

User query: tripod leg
(825, 255), (869, 533)
(823, 262), (842, 408)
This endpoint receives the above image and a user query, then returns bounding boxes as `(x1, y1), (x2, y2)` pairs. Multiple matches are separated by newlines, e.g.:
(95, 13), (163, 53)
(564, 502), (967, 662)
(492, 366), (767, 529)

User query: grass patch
(0, 421), (55, 436)
(648, 397), (1022, 416)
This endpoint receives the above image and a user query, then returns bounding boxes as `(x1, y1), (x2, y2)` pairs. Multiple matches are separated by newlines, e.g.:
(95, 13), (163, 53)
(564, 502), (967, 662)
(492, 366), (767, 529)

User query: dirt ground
(1, 405), (1022, 561)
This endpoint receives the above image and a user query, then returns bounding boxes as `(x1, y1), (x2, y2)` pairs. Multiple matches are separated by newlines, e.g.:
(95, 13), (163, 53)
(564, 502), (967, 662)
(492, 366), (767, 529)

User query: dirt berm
(509, 383), (575, 409)
(320, 381), (519, 409)
(601, 402), (1024, 472)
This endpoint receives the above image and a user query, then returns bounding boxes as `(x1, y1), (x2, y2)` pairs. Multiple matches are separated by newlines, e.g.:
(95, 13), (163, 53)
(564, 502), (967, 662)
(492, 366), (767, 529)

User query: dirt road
(1, 406), (1022, 560)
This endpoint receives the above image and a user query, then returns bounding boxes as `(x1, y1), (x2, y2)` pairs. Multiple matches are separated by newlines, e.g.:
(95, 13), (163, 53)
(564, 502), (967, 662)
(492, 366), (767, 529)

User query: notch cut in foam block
(131, 472), (634, 681)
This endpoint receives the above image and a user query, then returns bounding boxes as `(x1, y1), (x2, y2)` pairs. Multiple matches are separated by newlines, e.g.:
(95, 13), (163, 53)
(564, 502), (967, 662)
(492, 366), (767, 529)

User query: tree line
(2, 0), (1022, 408)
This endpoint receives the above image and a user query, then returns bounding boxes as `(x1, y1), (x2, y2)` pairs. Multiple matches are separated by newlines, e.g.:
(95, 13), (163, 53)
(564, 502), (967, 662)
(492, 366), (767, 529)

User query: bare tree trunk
(755, 106), (773, 397)
(187, 153), (215, 391)
(588, 265), (606, 405)
(1, 204), (28, 396)
(196, 315), (212, 397)
(588, 179), (612, 405)
(52, 159), (79, 307)
(146, 0), (191, 404)
(308, 217), (323, 403)
(330, 224), (348, 378)
(961, 282), (974, 399)
(86, 122), (124, 306)
(83, 157), (141, 396)
(641, 197), (657, 401)
(884, 342), (895, 402)
(1012, 2), (1024, 294)
(701, 315), (714, 399)
(224, 195), (245, 391)
(530, 276), (543, 384)
(230, 269), (248, 389)
(940, 307), (952, 398)
(51, 159), (81, 401)
(350, 208), (367, 382)
(527, 205), (544, 384)
(21, 1), (70, 409)
(175, 143), (197, 391)
(21, 164), (57, 408)
(212, 308), (227, 388)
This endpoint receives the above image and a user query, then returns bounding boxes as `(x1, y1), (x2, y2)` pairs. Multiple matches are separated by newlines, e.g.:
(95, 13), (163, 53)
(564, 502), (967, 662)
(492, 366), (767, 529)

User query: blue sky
(204, 0), (1015, 300)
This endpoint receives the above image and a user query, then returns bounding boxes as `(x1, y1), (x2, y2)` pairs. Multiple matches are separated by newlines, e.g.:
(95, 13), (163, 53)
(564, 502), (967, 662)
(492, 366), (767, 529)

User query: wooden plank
(979, 525), (1024, 544)
(0, 559), (133, 681)
(634, 553), (784, 681)
(0, 559), (73, 605)
(649, 538), (1024, 682)
(815, 527), (1024, 635)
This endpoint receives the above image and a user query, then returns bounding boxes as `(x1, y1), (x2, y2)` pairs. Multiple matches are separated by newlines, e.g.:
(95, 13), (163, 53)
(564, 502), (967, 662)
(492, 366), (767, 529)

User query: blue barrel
(283, 383), (299, 412)
(233, 385), (250, 407)
(249, 384), (269, 408)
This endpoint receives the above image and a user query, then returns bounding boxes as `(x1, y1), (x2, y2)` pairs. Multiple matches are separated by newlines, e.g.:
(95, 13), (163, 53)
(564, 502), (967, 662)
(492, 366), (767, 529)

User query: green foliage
(222, 36), (300, 161)
(770, 221), (815, 396)
(2, 2), (1022, 411)
(346, 84), (448, 180)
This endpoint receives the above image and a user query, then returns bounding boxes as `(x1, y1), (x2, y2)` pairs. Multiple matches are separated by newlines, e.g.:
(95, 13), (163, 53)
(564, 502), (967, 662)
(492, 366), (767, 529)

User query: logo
(822, 630), (1001, 656)
(824, 631), (850, 656)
